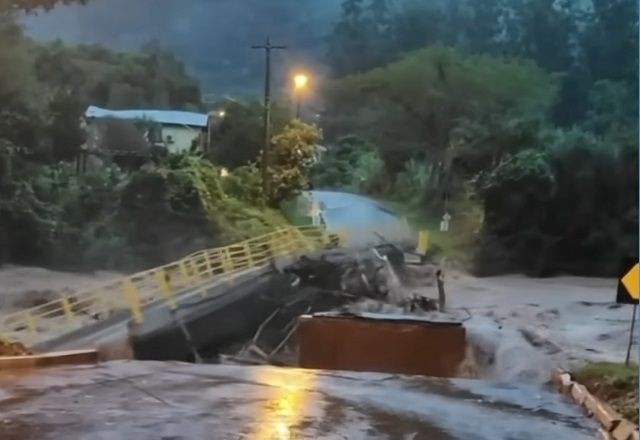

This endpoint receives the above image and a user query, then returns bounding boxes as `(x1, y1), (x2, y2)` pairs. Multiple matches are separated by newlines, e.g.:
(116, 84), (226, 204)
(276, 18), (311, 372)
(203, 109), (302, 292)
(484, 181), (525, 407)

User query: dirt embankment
(574, 362), (639, 424)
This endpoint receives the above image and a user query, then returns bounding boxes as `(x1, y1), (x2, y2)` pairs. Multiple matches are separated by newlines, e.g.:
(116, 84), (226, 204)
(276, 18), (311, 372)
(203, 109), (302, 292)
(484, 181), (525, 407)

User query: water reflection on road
(0, 361), (597, 440)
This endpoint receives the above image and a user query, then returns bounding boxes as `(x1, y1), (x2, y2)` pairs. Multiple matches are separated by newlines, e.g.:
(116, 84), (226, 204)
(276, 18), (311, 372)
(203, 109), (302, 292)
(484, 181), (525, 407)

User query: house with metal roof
(84, 105), (211, 154)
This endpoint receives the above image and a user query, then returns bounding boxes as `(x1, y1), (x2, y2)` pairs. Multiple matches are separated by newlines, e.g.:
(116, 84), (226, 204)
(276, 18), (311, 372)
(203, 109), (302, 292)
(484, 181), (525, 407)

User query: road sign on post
(440, 213), (451, 232)
(616, 258), (639, 366)
(616, 260), (639, 305)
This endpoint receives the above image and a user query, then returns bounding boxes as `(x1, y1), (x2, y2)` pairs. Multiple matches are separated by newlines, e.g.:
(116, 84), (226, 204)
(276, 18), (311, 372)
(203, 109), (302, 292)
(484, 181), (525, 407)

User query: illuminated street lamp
(293, 73), (308, 119)
(294, 74), (308, 90)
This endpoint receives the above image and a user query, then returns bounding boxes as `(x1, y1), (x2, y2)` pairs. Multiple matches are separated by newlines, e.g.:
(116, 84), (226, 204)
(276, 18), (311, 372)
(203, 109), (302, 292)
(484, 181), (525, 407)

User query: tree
(461, 0), (506, 54)
(325, 0), (396, 76)
(31, 40), (203, 111)
(268, 120), (320, 206)
(391, 1), (447, 53)
(581, 0), (638, 85)
(475, 129), (638, 277)
(311, 136), (384, 192)
(585, 80), (638, 136)
(209, 100), (292, 169)
(504, 0), (576, 73)
(47, 89), (86, 160)
(323, 46), (557, 172)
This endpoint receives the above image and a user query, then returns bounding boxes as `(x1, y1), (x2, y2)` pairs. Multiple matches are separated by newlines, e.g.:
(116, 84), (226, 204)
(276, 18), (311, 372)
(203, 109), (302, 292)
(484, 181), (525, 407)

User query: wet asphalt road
(0, 361), (597, 440)
(306, 191), (413, 247)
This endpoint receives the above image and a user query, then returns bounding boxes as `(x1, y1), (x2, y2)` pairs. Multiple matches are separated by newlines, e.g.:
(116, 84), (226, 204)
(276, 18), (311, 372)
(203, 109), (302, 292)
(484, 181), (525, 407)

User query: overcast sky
(23, 0), (343, 95)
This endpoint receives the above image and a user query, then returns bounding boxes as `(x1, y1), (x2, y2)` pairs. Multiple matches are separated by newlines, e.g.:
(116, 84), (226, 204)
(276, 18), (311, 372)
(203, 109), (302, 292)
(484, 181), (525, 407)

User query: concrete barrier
(0, 349), (98, 370)
(551, 368), (637, 440)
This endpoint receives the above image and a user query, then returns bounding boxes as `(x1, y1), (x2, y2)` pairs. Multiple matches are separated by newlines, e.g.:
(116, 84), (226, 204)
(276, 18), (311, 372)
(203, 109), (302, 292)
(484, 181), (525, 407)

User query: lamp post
(293, 73), (308, 119)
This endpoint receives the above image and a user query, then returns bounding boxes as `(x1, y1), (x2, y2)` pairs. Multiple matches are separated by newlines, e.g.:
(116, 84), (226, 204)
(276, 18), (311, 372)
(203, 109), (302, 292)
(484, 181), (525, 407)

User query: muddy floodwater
(0, 361), (597, 440)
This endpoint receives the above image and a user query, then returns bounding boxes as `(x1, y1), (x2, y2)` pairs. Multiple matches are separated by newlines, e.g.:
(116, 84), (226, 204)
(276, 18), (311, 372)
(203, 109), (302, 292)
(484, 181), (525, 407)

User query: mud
(0, 361), (598, 440)
(414, 272), (636, 383)
(0, 265), (120, 311)
(0, 340), (32, 356)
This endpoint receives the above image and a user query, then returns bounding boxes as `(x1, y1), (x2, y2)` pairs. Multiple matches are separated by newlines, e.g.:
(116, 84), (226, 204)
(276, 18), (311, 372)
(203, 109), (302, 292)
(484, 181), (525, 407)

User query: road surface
(305, 190), (413, 247)
(0, 361), (597, 440)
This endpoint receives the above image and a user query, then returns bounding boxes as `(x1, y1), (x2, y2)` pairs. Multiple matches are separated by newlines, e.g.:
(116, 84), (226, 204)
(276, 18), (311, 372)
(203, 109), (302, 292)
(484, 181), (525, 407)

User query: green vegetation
(317, 0), (638, 277)
(0, 153), (289, 270)
(209, 100), (292, 169)
(268, 120), (320, 206)
(1, 0), (637, 279)
(0, 12), (321, 271)
(574, 362), (638, 424)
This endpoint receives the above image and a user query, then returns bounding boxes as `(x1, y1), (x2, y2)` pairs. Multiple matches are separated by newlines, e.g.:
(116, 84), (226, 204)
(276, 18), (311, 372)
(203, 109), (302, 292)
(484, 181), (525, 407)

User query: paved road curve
(305, 190), (413, 248)
(0, 361), (597, 440)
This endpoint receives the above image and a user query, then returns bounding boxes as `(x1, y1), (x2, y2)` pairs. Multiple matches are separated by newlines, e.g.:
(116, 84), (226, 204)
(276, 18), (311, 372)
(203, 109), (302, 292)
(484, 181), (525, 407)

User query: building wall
(162, 126), (202, 153)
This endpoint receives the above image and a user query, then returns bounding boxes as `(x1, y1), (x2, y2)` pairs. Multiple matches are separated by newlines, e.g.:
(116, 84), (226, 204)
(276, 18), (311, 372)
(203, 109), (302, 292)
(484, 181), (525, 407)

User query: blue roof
(85, 106), (209, 128)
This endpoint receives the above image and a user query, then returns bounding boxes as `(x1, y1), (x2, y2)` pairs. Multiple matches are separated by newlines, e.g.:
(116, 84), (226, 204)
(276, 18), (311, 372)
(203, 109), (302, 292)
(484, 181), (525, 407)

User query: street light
(294, 74), (308, 90)
(293, 74), (308, 119)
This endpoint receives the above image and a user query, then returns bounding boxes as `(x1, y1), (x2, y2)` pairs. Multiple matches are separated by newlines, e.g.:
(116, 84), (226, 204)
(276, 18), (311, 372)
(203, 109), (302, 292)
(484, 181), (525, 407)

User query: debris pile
(0, 339), (32, 356)
(222, 245), (446, 366)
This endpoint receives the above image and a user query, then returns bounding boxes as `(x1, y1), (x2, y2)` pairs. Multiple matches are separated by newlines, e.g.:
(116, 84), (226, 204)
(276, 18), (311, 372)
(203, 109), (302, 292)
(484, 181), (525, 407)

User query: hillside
(22, 0), (343, 95)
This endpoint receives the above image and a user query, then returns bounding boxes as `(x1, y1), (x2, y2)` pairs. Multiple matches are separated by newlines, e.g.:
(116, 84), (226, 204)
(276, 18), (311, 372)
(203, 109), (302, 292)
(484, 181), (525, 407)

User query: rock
(600, 428), (615, 439)
(593, 402), (623, 432)
(612, 420), (638, 440)
(571, 383), (588, 405)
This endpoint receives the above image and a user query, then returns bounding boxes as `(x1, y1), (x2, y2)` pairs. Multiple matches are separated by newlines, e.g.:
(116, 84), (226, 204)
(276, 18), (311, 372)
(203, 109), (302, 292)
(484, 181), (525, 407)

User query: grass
(573, 362), (639, 424)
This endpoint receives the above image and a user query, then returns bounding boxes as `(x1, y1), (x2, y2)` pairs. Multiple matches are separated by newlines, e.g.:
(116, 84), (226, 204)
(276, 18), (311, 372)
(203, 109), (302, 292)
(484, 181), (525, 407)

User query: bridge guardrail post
(25, 312), (37, 335)
(156, 269), (177, 310)
(179, 261), (193, 286)
(61, 296), (75, 323)
(122, 278), (143, 324)
(222, 247), (235, 281)
(244, 242), (254, 267)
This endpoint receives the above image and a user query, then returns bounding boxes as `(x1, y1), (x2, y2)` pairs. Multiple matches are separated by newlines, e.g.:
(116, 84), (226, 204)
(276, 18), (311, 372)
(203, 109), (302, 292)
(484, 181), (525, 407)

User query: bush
(222, 164), (264, 207)
(311, 136), (386, 194)
(474, 131), (638, 277)
(0, 153), (288, 271)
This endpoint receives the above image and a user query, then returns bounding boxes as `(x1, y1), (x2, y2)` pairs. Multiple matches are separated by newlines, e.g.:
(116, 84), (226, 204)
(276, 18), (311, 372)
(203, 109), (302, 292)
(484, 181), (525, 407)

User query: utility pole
(251, 37), (287, 198)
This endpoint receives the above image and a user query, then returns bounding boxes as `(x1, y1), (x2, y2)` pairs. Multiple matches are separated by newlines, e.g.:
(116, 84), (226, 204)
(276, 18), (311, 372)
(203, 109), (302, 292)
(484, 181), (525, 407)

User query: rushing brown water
(0, 360), (597, 439)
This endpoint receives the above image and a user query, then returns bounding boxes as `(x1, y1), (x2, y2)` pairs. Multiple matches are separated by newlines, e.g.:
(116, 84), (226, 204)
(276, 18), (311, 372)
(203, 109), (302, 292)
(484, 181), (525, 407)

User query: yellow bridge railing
(0, 225), (343, 349)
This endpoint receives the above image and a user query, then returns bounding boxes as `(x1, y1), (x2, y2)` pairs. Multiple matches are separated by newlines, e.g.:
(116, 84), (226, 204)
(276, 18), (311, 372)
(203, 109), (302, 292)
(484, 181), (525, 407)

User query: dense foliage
(268, 119), (320, 206)
(0, 154), (288, 270)
(320, 0), (638, 277)
(0, 14), (308, 271)
(323, 46), (556, 172)
(1, 0), (637, 278)
(209, 100), (292, 169)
